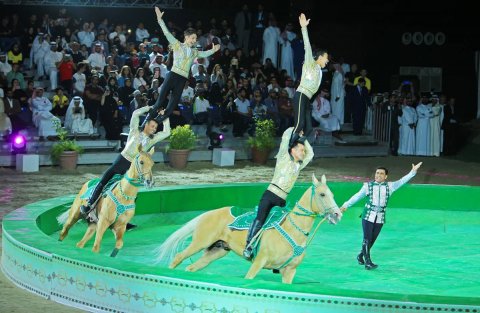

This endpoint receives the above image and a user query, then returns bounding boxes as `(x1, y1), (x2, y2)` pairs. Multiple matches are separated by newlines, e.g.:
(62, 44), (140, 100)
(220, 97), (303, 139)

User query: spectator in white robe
(30, 87), (60, 139)
(0, 52), (12, 76)
(397, 99), (417, 155)
(65, 96), (94, 135)
(77, 22), (95, 48)
(87, 43), (106, 72)
(31, 33), (50, 79)
(262, 19), (281, 66)
(311, 89), (343, 140)
(415, 94), (434, 156)
(330, 63), (345, 124)
(43, 42), (63, 91)
(0, 89), (12, 136)
(279, 23), (296, 79)
(429, 95), (443, 157)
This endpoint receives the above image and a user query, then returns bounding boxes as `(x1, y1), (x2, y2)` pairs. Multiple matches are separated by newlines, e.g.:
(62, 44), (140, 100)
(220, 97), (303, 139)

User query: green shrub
(247, 119), (276, 151)
(50, 119), (84, 163)
(168, 125), (197, 150)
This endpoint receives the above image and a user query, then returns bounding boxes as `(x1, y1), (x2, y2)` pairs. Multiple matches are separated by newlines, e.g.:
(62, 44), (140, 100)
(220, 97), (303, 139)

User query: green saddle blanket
(228, 205), (289, 231)
(80, 174), (123, 200)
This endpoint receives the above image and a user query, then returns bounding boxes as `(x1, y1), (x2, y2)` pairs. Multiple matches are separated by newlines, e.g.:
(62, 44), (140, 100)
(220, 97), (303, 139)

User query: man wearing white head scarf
(30, 87), (61, 139)
(65, 96), (94, 135)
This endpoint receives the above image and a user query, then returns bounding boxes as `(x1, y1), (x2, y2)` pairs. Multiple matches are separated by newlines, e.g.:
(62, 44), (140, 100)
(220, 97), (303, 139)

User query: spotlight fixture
(208, 132), (224, 150)
(11, 134), (27, 154)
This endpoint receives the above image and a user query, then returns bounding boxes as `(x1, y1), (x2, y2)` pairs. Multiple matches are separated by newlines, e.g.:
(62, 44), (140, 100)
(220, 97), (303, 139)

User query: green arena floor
(4, 182), (480, 309)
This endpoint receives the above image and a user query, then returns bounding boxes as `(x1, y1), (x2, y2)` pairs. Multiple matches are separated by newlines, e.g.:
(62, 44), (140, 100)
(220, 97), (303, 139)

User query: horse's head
(310, 173), (342, 224)
(134, 145), (155, 188)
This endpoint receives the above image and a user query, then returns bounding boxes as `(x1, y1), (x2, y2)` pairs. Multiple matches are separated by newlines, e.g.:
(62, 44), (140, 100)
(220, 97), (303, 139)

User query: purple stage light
(11, 134), (27, 154)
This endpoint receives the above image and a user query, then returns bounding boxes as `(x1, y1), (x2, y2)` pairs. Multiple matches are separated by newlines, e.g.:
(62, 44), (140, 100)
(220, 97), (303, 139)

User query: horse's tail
(155, 213), (204, 264)
(57, 210), (70, 225)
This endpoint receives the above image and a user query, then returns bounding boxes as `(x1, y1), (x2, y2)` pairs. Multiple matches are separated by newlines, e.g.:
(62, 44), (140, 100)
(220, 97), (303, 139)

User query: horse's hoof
(110, 248), (119, 257)
(76, 242), (84, 248)
(185, 265), (195, 272)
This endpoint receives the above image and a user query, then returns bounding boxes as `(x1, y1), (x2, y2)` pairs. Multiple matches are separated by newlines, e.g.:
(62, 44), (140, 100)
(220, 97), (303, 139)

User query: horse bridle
(294, 183), (338, 219)
(125, 154), (153, 187)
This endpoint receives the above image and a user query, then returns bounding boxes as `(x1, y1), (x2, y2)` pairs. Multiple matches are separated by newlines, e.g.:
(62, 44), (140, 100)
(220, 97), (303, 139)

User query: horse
(156, 174), (342, 284)
(57, 146), (154, 257)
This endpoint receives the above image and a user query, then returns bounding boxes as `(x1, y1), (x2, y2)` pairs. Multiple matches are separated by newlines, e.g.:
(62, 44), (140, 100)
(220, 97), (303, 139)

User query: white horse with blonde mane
(57, 147), (155, 257)
(156, 174), (342, 284)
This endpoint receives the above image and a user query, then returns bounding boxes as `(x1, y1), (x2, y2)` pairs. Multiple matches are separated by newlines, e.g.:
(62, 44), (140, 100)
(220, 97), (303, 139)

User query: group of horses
(57, 145), (343, 283)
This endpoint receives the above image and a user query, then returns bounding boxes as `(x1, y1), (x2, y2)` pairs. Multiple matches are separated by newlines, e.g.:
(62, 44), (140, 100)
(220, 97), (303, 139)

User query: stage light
(208, 132), (224, 150)
(11, 134), (27, 154)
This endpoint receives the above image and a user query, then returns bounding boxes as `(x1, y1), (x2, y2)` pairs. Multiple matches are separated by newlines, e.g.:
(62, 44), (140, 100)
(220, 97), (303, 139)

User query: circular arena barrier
(2, 182), (480, 313)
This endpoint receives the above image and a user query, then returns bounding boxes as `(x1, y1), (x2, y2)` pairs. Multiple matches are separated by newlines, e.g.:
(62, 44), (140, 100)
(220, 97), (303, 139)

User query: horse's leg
(110, 222), (127, 257)
(76, 223), (96, 248)
(59, 191), (85, 241)
(92, 217), (110, 253)
(244, 256), (268, 280)
(169, 243), (206, 269)
(185, 246), (230, 272)
(280, 266), (297, 284)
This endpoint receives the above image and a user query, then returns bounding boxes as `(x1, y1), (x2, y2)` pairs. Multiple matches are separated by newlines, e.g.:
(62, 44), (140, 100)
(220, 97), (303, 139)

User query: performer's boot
(289, 132), (301, 149)
(139, 108), (156, 130)
(243, 219), (263, 260)
(362, 239), (378, 270)
(80, 182), (105, 216)
(357, 251), (365, 265)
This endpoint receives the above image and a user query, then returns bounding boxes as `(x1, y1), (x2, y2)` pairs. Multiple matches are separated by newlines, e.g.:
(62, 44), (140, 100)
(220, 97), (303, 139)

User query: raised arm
(276, 127), (294, 159)
(389, 162), (422, 193)
(299, 138), (314, 170)
(130, 105), (151, 129)
(152, 118), (171, 143)
(155, 7), (178, 45)
(299, 13), (313, 62)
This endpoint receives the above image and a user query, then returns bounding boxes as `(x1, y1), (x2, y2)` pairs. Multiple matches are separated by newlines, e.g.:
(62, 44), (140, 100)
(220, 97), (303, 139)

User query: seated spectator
(192, 85), (210, 126)
(0, 52), (12, 78)
(7, 43), (23, 65)
(0, 89), (12, 137)
(30, 87), (61, 140)
(277, 88), (293, 134)
(311, 89), (343, 140)
(4, 88), (23, 132)
(64, 96), (94, 135)
(232, 87), (253, 137)
(6, 62), (25, 89)
(52, 87), (69, 119)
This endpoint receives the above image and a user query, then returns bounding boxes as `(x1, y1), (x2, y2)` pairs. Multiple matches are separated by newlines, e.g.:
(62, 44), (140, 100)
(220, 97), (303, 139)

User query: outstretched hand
(299, 13), (310, 27)
(155, 7), (164, 21)
(212, 44), (221, 52)
(412, 162), (423, 172)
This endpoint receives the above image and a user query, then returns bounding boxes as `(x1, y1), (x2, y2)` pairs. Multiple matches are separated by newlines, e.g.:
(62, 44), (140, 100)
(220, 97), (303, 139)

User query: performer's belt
(366, 204), (386, 212)
(267, 183), (288, 200)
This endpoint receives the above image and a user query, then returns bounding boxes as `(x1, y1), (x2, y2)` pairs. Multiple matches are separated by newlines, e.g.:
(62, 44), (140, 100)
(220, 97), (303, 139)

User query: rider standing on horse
(243, 127), (314, 260)
(140, 7), (220, 128)
(340, 162), (423, 270)
(80, 106), (170, 219)
(289, 13), (329, 149)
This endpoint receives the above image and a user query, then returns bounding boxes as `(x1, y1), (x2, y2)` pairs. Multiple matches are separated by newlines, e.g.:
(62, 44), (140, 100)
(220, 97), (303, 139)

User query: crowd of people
(0, 5), (464, 156)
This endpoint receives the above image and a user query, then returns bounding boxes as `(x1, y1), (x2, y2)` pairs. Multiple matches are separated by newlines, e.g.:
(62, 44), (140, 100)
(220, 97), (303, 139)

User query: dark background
(2, 0), (479, 120)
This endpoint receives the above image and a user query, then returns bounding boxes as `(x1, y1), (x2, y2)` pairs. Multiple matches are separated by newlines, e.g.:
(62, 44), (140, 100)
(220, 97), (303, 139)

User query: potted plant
(247, 118), (276, 164)
(167, 124), (197, 169)
(50, 119), (84, 170)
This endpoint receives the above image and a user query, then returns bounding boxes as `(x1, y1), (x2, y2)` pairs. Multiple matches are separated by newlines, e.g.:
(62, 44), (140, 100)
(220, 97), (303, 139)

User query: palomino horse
(58, 147), (154, 257)
(156, 174), (342, 284)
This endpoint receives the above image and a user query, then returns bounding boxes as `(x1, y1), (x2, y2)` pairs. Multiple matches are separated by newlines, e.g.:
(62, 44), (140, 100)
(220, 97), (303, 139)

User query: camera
(73, 108), (81, 114)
